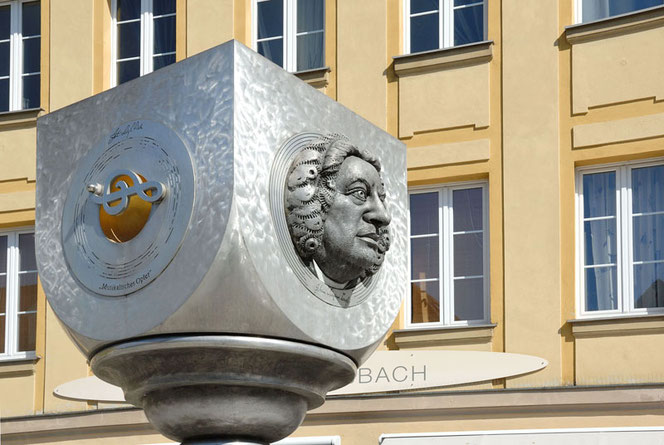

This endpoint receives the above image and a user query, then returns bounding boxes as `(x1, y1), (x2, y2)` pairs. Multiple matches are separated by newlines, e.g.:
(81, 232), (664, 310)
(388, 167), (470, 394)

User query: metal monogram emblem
(61, 120), (195, 297)
(87, 169), (166, 216)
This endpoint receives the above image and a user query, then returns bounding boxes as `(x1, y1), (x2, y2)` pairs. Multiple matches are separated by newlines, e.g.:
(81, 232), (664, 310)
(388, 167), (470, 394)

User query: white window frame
(252, 0), (325, 73)
(110, 0), (176, 87)
(407, 181), (490, 329)
(574, 0), (584, 23)
(403, 0), (487, 54)
(575, 158), (664, 318)
(380, 426), (664, 444)
(0, 227), (37, 361)
(574, 0), (664, 24)
(0, 0), (40, 112)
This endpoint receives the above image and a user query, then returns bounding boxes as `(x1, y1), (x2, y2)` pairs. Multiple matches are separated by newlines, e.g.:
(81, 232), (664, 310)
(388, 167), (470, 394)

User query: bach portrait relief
(285, 134), (391, 291)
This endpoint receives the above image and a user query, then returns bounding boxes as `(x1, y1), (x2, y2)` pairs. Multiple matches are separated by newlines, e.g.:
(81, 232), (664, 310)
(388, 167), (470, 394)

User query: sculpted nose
(366, 196), (391, 228)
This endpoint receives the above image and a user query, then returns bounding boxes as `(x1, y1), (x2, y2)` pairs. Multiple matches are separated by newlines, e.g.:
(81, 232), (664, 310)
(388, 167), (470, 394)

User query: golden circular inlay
(99, 174), (153, 243)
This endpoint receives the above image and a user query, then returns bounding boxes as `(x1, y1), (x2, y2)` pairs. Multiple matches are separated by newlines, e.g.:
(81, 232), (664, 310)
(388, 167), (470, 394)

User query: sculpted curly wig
(285, 134), (391, 275)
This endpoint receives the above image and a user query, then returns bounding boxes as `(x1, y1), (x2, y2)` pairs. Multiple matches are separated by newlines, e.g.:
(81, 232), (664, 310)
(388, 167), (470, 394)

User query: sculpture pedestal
(90, 336), (356, 444)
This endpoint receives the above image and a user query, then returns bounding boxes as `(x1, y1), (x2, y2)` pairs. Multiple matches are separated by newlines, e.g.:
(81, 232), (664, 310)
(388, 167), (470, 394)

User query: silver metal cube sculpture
(36, 41), (407, 444)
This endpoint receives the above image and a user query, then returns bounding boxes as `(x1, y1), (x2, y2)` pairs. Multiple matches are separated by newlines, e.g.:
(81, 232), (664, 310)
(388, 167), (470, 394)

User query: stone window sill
(0, 354), (39, 375)
(391, 324), (496, 349)
(565, 5), (664, 44)
(294, 66), (330, 89)
(393, 41), (493, 77)
(569, 314), (664, 338)
(0, 108), (43, 128)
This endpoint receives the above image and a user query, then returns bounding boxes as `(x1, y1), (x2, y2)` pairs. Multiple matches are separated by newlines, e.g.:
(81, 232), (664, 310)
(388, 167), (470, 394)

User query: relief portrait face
(285, 134), (392, 289)
(313, 156), (391, 284)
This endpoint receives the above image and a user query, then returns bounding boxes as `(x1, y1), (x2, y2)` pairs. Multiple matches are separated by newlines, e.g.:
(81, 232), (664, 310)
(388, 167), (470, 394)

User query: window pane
(154, 53), (175, 71)
(22, 74), (40, 109)
(584, 219), (617, 265)
(153, 0), (176, 16)
(410, 13), (439, 53)
(411, 281), (440, 323)
(454, 277), (483, 321)
(22, 2), (41, 37)
(23, 37), (40, 73)
(296, 32), (324, 71)
(0, 5), (9, 41)
(257, 0), (283, 39)
(117, 21), (141, 59)
(585, 266), (618, 311)
(0, 315), (4, 354)
(154, 15), (175, 54)
(298, 0), (324, 33)
(454, 4), (483, 46)
(633, 214), (664, 262)
(411, 0), (438, 14)
(0, 277), (5, 313)
(410, 192), (438, 236)
(117, 59), (140, 84)
(632, 165), (664, 214)
(19, 272), (38, 312)
(19, 233), (36, 271)
(582, 0), (663, 22)
(258, 38), (283, 67)
(0, 78), (8, 112)
(454, 233), (483, 277)
(117, 0), (141, 21)
(18, 312), (36, 352)
(411, 236), (439, 280)
(0, 236), (6, 274)
(634, 262), (664, 309)
(0, 42), (8, 76)
(583, 171), (616, 218)
(453, 187), (482, 232)
(455, 0), (481, 5)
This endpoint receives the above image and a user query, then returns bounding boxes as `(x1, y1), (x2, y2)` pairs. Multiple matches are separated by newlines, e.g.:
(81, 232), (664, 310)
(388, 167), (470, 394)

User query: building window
(405, 0), (486, 54)
(408, 183), (489, 327)
(0, 0), (40, 113)
(576, 0), (663, 23)
(111, 0), (176, 86)
(0, 230), (37, 359)
(577, 160), (664, 317)
(254, 0), (325, 72)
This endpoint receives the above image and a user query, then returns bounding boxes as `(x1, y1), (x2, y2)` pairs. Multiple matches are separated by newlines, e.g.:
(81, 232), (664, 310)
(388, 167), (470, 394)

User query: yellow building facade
(2, 0), (664, 443)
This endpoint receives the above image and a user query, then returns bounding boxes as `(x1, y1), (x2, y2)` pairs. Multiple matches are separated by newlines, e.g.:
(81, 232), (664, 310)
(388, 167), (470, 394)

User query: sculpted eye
(350, 189), (367, 201)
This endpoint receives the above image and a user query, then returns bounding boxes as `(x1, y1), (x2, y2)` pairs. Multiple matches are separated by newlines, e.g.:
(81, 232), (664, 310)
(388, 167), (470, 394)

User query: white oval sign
(54, 350), (547, 402)
(329, 350), (547, 396)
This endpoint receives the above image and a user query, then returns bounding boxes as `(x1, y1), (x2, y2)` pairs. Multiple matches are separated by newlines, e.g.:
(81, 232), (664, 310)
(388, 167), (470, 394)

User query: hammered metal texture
(233, 44), (408, 363)
(37, 42), (235, 353)
(37, 41), (407, 364)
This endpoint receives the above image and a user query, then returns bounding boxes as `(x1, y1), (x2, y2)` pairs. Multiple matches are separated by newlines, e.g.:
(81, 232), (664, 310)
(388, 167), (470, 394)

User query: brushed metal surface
(232, 44), (408, 362)
(91, 335), (356, 443)
(37, 41), (235, 350)
(36, 41), (407, 365)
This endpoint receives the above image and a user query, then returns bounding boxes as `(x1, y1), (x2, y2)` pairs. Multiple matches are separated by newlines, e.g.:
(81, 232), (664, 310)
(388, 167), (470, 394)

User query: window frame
(251, 0), (326, 73)
(110, 0), (176, 87)
(0, 0), (40, 112)
(407, 181), (490, 329)
(574, 0), (664, 24)
(0, 227), (37, 361)
(575, 158), (664, 319)
(403, 0), (488, 55)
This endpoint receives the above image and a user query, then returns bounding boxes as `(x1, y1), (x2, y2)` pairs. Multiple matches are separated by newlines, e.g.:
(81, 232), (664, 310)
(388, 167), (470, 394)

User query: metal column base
(90, 335), (356, 444)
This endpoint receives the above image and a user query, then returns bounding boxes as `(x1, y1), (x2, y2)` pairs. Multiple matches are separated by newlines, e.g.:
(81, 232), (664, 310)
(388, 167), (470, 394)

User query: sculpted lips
(358, 231), (380, 248)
